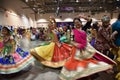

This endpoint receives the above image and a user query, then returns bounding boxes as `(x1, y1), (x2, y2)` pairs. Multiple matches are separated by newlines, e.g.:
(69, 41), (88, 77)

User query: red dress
(59, 29), (115, 80)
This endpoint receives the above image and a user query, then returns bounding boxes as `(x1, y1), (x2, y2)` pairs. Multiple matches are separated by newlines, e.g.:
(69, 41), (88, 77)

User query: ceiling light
(33, 8), (35, 10)
(88, 0), (91, 2)
(116, 7), (119, 9)
(76, 0), (79, 3)
(100, 6), (102, 9)
(25, 0), (28, 2)
(57, 7), (60, 10)
(117, 0), (119, 1)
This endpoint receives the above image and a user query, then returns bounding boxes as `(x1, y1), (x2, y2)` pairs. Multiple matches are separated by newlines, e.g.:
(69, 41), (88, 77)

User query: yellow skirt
(30, 42), (72, 68)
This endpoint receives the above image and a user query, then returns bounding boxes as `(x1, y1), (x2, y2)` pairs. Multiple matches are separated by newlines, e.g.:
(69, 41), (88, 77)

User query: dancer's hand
(111, 31), (118, 40)
(56, 42), (61, 47)
(70, 41), (79, 47)
(78, 14), (91, 21)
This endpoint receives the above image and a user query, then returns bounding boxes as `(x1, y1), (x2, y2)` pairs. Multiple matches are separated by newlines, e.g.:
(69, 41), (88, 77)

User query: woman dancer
(30, 17), (72, 68)
(0, 26), (34, 74)
(59, 17), (116, 80)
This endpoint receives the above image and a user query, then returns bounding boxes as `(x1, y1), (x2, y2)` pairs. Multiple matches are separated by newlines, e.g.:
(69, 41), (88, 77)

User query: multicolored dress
(0, 36), (34, 74)
(59, 29), (116, 80)
(30, 31), (72, 68)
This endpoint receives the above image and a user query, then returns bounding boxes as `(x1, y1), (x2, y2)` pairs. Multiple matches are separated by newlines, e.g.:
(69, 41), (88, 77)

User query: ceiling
(21, 0), (120, 15)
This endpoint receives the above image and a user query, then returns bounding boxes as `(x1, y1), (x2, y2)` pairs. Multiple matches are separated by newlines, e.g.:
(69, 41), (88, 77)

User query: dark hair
(92, 22), (99, 31)
(118, 13), (120, 20)
(2, 27), (10, 32)
(73, 18), (82, 23)
(2, 26), (11, 35)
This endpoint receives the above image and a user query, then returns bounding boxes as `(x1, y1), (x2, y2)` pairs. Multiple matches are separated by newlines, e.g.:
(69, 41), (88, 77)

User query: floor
(0, 40), (118, 80)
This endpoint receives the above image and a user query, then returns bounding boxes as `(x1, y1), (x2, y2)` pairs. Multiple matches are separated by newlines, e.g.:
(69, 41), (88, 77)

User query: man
(111, 13), (120, 55)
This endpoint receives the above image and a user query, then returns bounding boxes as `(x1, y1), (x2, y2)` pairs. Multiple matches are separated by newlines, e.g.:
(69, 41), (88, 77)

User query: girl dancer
(59, 17), (116, 80)
(30, 17), (72, 68)
(0, 27), (34, 74)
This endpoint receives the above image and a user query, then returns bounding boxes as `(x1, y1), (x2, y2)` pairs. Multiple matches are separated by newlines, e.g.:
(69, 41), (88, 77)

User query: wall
(0, 0), (36, 28)
(0, 11), (5, 25)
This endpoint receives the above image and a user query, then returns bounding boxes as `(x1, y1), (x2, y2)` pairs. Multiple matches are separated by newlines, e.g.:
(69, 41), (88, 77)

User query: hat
(101, 15), (110, 22)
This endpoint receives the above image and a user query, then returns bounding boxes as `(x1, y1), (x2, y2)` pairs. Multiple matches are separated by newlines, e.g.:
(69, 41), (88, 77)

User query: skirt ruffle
(59, 63), (112, 80)
(30, 42), (72, 68)
(59, 43), (116, 80)
(0, 48), (35, 74)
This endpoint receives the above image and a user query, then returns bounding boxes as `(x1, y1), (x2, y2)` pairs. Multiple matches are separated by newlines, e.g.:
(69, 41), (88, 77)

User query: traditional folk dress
(59, 29), (116, 80)
(0, 35), (34, 74)
(30, 30), (72, 68)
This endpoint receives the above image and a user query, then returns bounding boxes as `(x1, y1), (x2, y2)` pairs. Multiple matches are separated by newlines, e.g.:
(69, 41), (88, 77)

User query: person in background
(111, 13), (120, 80)
(30, 28), (36, 41)
(19, 29), (30, 51)
(94, 15), (116, 60)
(81, 15), (92, 32)
(89, 21), (99, 47)
(59, 17), (115, 80)
(0, 26), (34, 74)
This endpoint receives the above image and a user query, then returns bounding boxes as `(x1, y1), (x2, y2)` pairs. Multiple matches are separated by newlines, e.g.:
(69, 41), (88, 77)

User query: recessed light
(116, 7), (119, 9)
(88, 0), (91, 2)
(76, 0), (79, 3)
(33, 8), (35, 10)
(25, 0), (28, 2)
(100, 6), (102, 9)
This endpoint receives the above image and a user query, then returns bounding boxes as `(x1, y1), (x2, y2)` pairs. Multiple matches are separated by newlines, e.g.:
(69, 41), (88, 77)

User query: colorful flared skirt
(59, 43), (116, 80)
(30, 42), (72, 68)
(0, 48), (35, 74)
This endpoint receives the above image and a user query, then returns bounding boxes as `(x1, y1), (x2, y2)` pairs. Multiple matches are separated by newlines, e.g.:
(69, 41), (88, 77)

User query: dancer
(0, 26), (34, 74)
(59, 17), (116, 80)
(30, 17), (72, 68)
